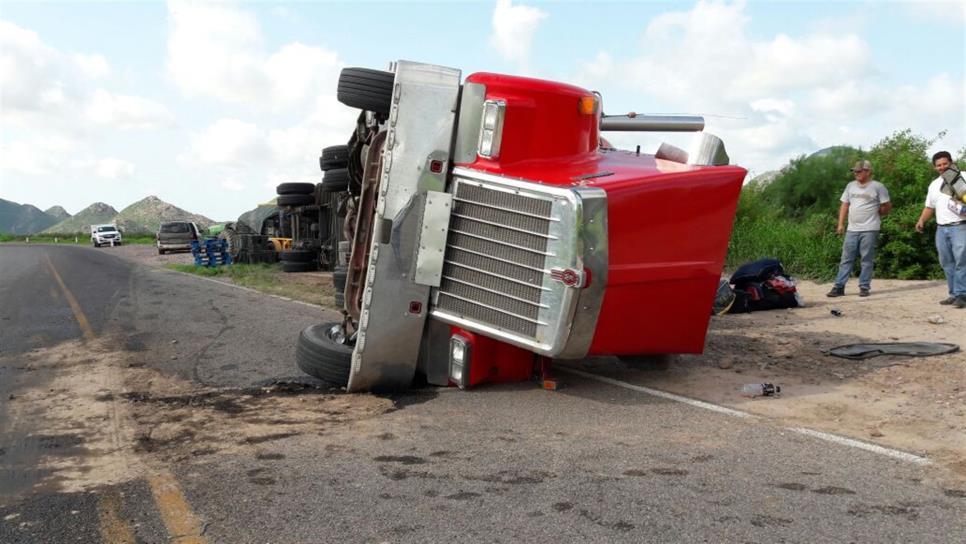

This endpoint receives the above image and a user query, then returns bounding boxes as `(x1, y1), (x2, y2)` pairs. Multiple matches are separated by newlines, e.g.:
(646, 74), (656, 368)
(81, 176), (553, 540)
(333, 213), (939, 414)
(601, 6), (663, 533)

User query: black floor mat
(825, 342), (960, 360)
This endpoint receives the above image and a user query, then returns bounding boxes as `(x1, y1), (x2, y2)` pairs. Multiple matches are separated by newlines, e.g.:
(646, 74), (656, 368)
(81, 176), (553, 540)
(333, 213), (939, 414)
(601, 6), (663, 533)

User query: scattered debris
(825, 342), (959, 360)
(927, 315), (945, 325)
(830, 309), (843, 317)
(741, 383), (781, 398)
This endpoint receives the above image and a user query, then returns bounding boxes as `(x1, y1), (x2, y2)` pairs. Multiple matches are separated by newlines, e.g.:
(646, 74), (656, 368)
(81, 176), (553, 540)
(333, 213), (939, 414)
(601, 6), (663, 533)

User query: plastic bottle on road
(741, 383), (781, 397)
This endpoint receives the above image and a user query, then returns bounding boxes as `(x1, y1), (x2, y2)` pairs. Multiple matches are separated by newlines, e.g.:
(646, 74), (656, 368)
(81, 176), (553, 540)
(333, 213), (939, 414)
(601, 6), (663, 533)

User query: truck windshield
(160, 223), (190, 233)
(97, 226), (117, 233)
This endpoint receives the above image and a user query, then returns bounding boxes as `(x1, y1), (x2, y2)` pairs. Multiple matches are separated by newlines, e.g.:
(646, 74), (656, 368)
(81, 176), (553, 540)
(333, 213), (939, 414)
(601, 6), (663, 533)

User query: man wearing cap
(915, 151), (966, 308)
(827, 160), (892, 297)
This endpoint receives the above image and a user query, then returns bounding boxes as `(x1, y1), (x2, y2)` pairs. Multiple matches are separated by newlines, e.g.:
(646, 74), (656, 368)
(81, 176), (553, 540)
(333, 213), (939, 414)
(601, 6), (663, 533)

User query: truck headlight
(449, 335), (471, 388)
(477, 100), (505, 159)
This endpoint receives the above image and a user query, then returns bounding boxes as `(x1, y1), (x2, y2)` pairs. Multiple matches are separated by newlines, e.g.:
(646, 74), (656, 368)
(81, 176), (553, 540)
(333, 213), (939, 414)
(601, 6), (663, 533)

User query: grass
(726, 215), (842, 281)
(0, 233), (156, 245)
(167, 263), (334, 307)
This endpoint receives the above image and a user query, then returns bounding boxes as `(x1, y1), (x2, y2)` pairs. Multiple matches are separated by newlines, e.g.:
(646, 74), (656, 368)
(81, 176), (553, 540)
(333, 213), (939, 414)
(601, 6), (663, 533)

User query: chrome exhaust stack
(600, 114), (705, 132)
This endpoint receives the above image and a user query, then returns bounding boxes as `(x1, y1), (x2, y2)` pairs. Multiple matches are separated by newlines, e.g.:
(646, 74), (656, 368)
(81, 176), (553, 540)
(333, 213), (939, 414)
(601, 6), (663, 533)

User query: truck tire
(337, 68), (394, 116)
(320, 168), (349, 192)
(296, 323), (351, 386)
(276, 182), (315, 195)
(279, 249), (316, 263)
(276, 193), (315, 207)
(320, 145), (349, 171)
(282, 261), (316, 273)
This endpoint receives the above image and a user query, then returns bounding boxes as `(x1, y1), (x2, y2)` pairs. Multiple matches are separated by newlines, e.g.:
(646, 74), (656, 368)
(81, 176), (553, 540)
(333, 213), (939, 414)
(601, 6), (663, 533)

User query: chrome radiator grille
(436, 182), (553, 337)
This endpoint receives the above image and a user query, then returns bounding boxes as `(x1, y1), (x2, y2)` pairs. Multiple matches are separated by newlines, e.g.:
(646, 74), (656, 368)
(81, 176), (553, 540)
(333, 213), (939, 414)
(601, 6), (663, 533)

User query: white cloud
(0, 137), (77, 176)
(188, 118), (267, 165)
(0, 20), (172, 130)
(220, 178), (246, 191)
(72, 53), (111, 78)
(165, 1), (342, 109)
(572, 0), (964, 174)
(490, 0), (548, 64)
(90, 158), (136, 179)
(84, 89), (175, 129)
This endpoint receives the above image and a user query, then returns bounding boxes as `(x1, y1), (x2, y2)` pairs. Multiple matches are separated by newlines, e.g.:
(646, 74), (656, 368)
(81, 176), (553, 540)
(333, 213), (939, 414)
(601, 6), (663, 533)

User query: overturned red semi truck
(295, 60), (745, 392)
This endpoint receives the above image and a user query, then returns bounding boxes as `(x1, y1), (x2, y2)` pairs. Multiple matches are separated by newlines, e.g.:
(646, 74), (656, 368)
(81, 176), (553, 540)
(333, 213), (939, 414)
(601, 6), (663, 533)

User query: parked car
(90, 224), (122, 247)
(156, 221), (201, 255)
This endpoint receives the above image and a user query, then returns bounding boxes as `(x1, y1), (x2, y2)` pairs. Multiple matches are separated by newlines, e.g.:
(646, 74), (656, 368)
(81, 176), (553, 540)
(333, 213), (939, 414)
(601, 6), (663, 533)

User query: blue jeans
(834, 230), (879, 289)
(936, 224), (966, 297)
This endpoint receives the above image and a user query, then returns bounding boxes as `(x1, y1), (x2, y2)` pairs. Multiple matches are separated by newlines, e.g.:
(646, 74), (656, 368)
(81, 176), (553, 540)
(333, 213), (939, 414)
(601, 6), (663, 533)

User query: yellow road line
(97, 490), (136, 544)
(44, 254), (96, 341)
(148, 472), (208, 544)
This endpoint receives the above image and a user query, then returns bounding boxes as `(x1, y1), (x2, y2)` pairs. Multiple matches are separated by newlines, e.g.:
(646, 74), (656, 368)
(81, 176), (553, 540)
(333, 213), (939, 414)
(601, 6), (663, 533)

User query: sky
(1, 0), (964, 221)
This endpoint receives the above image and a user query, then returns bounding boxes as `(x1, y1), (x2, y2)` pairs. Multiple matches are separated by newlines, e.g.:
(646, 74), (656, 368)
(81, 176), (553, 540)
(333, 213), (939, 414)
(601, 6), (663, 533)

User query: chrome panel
(348, 61), (461, 392)
(453, 82), (486, 164)
(431, 168), (595, 356)
(555, 187), (608, 359)
(414, 191), (453, 286)
(688, 132), (730, 166)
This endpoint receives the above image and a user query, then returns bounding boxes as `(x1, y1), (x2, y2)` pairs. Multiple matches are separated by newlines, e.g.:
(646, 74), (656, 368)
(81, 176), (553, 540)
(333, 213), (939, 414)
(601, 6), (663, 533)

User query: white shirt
(925, 176), (966, 225)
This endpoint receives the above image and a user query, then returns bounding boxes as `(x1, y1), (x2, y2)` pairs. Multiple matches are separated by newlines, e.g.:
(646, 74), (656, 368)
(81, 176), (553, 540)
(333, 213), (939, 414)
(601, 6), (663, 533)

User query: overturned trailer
(296, 61), (745, 392)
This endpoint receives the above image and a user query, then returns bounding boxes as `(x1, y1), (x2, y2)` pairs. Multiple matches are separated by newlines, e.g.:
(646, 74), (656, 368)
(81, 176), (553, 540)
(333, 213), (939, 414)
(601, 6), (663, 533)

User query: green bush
(728, 129), (957, 280)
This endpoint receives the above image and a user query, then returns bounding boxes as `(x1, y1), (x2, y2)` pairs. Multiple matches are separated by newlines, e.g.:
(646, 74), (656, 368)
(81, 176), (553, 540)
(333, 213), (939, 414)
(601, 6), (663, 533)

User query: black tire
(279, 249), (316, 263)
(296, 323), (351, 385)
(337, 68), (394, 115)
(332, 266), (347, 308)
(276, 193), (315, 207)
(320, 168), (349, 192)
(277, 182), (316, 195)
(218, 227), (240, 258)
(320, 145), (349, 171)
(282, 261), (317, 273)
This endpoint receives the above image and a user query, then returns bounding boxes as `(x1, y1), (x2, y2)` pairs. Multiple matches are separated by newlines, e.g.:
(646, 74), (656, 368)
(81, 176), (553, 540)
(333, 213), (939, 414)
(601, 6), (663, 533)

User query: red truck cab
(296, 61), (745, 392)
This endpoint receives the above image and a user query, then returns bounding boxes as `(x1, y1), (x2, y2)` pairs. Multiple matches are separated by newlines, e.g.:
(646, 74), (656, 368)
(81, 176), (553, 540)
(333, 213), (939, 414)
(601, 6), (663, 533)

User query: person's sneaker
(940, 296), (957, 305)
(859, 288), (870, 297)
(955, 296), (966, 309)
(826, 286), (845, 297)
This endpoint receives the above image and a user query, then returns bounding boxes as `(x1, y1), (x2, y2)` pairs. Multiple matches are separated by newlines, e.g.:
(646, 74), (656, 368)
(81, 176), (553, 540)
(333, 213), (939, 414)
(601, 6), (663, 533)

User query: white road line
(160, 268), (323, 310)
(789, 427), (932, 465)
(559, 368), (758, 419)
(558, 367), (932, 466)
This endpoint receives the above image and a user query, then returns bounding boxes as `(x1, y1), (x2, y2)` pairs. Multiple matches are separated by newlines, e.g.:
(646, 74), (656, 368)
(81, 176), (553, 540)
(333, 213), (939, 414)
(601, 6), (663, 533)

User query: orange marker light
(578, 95), (598, 115)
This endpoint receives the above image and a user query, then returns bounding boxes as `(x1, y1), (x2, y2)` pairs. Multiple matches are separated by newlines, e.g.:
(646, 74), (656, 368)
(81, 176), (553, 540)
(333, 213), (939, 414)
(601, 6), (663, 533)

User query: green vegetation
(0, 233), (155, 245)
(727, 130), (965, 280)
(167, 263), (333, 307)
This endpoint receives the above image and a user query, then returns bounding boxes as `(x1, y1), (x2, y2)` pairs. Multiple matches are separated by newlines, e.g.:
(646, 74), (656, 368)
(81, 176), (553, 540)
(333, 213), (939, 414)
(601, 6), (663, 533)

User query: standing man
(827, 160), (892, 297)
(915, 151), (966, 308)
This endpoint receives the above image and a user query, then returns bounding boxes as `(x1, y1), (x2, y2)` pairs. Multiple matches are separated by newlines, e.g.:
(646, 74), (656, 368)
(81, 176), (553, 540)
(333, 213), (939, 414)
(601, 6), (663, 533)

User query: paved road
(1, 244), (964, 543)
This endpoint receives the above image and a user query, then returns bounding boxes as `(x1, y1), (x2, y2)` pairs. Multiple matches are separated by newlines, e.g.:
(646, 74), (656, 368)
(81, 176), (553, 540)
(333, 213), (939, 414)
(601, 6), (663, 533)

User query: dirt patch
(579, 278), (965, 477)
(1, 335), (393, 495)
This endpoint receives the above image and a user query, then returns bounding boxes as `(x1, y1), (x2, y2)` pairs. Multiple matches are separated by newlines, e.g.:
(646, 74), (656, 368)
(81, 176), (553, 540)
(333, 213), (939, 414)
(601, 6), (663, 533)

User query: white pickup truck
(90, 224), (122, 247)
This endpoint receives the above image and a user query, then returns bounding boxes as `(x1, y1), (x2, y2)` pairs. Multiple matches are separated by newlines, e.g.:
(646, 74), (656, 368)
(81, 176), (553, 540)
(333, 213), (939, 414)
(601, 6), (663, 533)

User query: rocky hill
(113, 196), (214, 234)
(44, 205), (71, 221)
(42, 203), (119, 234)
(0, 199), (60, 234)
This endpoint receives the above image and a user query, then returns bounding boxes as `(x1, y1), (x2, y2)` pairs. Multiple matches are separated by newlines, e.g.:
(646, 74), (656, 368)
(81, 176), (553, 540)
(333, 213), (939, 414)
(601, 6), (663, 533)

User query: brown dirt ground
(111, 245), (965, 477)
(602, 278), (965, 477)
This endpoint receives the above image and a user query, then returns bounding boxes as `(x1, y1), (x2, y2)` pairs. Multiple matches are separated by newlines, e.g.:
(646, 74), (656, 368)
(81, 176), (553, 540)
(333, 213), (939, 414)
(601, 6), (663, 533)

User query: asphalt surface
(1, 244), (964, 543)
